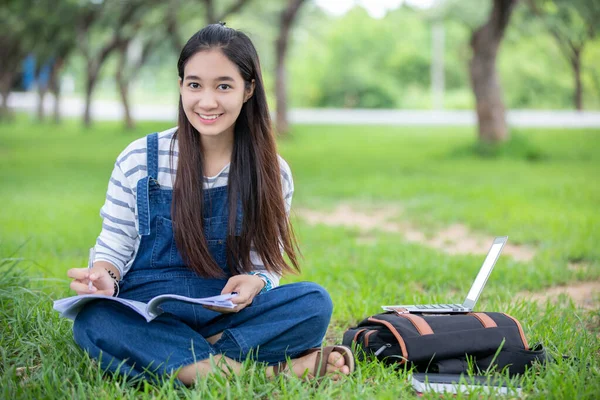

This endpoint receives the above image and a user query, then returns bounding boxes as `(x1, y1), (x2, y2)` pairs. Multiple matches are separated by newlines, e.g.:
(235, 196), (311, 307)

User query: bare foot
(286, 349), (352, 380)
(206, 332), (223, 344)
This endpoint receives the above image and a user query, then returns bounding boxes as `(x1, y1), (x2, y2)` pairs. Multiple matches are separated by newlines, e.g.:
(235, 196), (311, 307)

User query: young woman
(66, 23), (354, 385)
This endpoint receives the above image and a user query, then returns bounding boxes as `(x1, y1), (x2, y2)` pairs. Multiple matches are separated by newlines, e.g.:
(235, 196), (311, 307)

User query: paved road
(7, 91), (600, 128)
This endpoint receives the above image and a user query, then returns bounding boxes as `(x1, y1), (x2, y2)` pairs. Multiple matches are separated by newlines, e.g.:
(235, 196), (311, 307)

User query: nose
(197, 89), (218, 110)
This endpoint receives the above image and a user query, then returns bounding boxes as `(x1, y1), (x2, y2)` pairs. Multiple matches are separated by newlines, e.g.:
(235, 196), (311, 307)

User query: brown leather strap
(312, 346), (355, 377)
(368, 317), (409, 363)
(398, 313), (434, 335)
(502, 313), (529, 350)
(364, 330), (376, 347)
(468, 312), (498, 328)
(353, 328), (367, 343)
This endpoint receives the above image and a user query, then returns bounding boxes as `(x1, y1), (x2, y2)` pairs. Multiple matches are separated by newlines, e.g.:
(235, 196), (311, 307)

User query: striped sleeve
(93, 161), (138, 277)
(248, 156), (294, 288)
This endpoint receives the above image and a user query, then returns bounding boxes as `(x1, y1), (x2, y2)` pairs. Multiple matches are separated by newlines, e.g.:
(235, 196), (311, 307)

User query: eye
(217, 84), (232, 90)
(188, 82), (200, 89)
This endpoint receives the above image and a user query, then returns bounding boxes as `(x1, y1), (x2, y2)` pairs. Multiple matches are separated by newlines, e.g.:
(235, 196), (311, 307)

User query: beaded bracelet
(105, 268), (120, 297)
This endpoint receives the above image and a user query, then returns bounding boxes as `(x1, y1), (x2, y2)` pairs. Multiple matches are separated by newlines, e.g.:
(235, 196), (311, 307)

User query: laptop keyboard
(414, 304), (463, 309)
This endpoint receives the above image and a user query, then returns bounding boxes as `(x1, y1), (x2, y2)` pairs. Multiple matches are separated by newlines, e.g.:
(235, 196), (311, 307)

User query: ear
(178, 78), (183, 95)
(244, 79), (255, 103)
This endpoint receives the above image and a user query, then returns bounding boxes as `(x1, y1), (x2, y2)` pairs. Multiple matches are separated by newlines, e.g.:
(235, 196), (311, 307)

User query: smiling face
(179, 49), (254, 141)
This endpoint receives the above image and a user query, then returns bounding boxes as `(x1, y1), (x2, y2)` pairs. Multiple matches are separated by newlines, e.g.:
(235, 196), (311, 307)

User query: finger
(70, 280), (97, 295)
(67, 268), (90, 280)
(220, 280), (239, 296)
(203, 304), (242, 313)
(231, 292), (250, 304)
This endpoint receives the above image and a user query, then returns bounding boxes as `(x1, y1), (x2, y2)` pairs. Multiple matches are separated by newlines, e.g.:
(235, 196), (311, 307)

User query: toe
(328, 351), (346, 368)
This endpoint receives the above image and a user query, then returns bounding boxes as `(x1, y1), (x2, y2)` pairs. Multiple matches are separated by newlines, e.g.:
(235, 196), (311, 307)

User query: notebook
(411, 373), (522, 395)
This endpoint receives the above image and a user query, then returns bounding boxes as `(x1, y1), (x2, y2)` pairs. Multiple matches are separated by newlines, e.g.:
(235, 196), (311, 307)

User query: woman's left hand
(204, 274), (265, 313)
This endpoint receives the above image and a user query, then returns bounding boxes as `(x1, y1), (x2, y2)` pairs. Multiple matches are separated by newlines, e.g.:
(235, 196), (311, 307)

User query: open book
(53, 293), (237, 323)
(411, 373), (522, 396)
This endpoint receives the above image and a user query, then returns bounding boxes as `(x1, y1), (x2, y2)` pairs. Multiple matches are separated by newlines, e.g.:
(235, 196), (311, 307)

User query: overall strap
(136, 132), (159, 236)
(146, 132), (159, 180)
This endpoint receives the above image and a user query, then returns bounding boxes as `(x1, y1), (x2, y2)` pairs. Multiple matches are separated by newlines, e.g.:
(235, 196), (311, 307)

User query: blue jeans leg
(200, 282), (334, 364)
(73, 300), (216, 380)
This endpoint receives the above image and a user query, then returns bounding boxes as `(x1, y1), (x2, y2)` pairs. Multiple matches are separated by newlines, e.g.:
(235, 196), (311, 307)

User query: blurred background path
(9, 92), (600, 127)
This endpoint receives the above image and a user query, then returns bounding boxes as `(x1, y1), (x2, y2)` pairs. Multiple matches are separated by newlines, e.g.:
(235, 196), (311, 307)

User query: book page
(146, 293), (237, 317)
(53, 295), (154, 322)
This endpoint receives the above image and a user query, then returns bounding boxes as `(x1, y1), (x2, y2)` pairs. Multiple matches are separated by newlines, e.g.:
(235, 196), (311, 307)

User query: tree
(0, 0), (41, 120)
(165, 0), (253, 53)
(469, 0), (519, 143)
(201, 0), (251, 25)
(527, 0), (600, 110)
(77, 0), (154, 127)
(114, 5), (171, 130)
(274, 0), (306, 135)
(32, 1), (79, 122)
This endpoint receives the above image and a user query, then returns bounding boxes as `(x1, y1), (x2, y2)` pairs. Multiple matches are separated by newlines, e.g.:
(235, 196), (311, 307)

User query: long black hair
(171, 24), (300, 278)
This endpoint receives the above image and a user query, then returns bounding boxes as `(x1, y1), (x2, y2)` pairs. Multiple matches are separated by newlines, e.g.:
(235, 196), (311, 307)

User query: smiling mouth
(196, 113), (223, 120)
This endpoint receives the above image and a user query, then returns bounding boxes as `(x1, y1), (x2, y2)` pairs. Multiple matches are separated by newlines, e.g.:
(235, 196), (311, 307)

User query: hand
(67, 266), (115, 296)
(204, 274), (265, 313)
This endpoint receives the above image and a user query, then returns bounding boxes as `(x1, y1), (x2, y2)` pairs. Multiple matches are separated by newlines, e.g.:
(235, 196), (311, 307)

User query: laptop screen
(465, 238), (506, 304)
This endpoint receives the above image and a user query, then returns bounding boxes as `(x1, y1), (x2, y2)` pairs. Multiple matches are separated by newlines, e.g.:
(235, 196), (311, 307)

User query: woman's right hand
(67, 266), (115, 296)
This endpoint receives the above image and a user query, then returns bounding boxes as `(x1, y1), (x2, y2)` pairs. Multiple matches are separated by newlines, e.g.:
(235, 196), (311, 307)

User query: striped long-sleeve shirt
(94, 127), (294, 288)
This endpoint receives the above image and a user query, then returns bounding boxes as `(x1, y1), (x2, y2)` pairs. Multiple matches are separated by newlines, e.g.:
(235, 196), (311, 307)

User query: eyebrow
(184, 75), (236, 82)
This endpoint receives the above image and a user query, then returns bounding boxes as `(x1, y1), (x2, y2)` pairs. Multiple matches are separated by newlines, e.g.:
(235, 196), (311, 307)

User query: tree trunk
(571, 48), (583, 110)
(0, 72), (13, 120)
(37, 87), (48, 122)
(52, 87), (61, 123)
(84, 66), (99, 127)
(116, 58), (135, 130)
(274, 54), (289, 135)
(469, 0), (517, 144)
(49, 58), (63, 123)
(275, 0), (305, 136)
(203, 0), (215, 24)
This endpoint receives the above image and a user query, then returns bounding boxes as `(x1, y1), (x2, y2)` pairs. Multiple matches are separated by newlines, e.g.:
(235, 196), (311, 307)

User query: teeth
(199, 114), (220, 120)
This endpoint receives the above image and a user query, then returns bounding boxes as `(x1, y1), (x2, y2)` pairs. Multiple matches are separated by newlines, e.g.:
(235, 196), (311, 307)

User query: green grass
(1, 117), (599, 398)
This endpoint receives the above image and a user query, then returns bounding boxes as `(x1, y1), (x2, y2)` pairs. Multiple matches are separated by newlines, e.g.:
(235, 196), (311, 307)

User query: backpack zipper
(374, 343), (392, 356)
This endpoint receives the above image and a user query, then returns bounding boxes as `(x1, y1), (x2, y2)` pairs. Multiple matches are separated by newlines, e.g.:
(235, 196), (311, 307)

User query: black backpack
(342, 311), (549, 376)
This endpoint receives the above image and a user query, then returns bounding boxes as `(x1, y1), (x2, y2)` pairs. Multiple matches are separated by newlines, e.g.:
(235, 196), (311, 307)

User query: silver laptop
(382, 236), (508, 314)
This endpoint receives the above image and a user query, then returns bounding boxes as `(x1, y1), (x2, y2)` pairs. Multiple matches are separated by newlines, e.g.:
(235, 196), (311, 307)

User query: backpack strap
(502, 313), (529, 350)
(368, 317), (409, 363)
(353, 328), (367, 343)
(398, 313), (434, 335)
(364, 330), (377, 347)
(468, 312), (498, 328)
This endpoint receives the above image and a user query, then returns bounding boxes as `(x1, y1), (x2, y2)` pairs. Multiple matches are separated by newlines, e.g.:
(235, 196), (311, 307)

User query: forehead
(183, 49), (243, 81)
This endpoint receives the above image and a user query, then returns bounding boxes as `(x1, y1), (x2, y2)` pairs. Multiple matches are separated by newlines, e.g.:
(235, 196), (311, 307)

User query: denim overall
(73, 133), (332, 381)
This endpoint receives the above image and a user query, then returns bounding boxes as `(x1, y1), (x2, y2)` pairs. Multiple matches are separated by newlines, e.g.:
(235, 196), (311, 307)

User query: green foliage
(283, 1), (600, 110)
(530, 0), (600, 49)
(1, 119), (599, 398)
(44, 0), (600, 111)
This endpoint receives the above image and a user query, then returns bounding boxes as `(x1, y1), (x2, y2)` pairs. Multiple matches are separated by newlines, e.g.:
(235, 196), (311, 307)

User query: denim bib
(119, 133), (241, 317)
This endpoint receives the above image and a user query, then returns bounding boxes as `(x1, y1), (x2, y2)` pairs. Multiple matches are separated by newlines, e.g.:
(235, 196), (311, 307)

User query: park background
(1, 0), (599, 398)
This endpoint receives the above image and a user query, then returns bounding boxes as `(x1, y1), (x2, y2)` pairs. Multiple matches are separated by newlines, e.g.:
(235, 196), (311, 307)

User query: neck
(201, 129), (234, 177)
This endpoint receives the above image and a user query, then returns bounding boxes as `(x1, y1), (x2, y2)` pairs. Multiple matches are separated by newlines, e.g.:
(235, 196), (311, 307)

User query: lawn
(1, 117), (599, 399)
